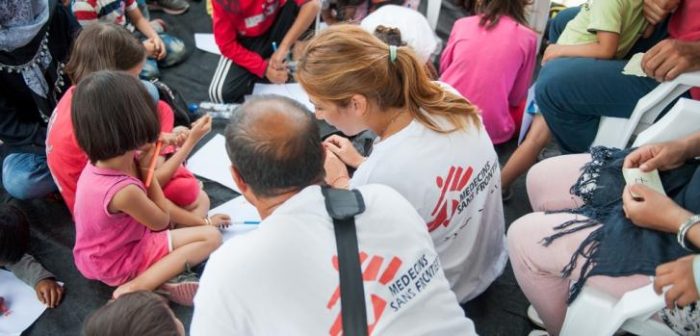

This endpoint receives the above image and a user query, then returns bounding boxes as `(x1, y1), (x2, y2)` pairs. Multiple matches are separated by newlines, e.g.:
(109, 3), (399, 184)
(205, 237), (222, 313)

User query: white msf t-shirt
(191, 185), (476, 336)
(351, 114), (507, 303)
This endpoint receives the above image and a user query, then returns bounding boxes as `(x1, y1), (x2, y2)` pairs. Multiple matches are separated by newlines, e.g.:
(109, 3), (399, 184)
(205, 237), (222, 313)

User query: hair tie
(389, 45), (398, 63)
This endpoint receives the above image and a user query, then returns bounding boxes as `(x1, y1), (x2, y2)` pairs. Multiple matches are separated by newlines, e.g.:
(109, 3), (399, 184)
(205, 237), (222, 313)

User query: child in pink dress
(72, 71), (222, 305)
(440, 0), (537, 145)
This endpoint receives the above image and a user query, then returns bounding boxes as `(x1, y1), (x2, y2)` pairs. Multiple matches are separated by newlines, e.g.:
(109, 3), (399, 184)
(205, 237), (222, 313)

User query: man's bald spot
(240, 97), (311, 143)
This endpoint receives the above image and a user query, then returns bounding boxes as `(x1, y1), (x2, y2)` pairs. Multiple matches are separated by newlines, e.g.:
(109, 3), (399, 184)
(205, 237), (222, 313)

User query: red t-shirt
(46, 87), (175, 215)
(669, 0), (700, 98)
(212, 0), (307, 77)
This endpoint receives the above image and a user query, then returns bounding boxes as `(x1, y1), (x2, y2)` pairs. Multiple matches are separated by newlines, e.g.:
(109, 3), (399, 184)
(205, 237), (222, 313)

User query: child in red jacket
(209, 0), (321, 103)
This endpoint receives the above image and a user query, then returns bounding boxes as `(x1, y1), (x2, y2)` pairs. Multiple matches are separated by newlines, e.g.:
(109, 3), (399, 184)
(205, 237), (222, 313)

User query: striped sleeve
(125, 0), (138, 11)
(71, 1), (99, 26)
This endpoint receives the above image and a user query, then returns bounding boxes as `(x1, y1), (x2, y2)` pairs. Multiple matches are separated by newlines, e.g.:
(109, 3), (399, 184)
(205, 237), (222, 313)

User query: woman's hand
(324, 135), (365, 168)
(324, 149), (350, 189)
(35, 279), (64, 308)
(654, 255), (699, 309)
(622, 184), (692, 233)
(623, 139), (690, 172)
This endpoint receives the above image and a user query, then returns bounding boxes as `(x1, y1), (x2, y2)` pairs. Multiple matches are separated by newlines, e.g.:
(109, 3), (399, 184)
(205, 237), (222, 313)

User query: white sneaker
(528, 305), (546, 329)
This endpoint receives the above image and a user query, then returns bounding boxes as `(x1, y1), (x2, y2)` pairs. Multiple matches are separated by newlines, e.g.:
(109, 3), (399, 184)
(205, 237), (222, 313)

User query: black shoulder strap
(322, 187), (368, 336)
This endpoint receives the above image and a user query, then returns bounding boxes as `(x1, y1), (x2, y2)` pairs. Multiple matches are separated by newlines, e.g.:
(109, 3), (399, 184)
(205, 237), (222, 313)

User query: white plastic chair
(560, 284), (676, 336)
(526, 0), (551, 52)
(426, 0), (441, 31)
(592, 71), (700, 148)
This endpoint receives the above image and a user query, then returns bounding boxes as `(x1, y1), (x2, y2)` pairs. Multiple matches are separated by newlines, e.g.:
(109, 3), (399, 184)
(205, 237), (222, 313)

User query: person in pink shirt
(47, 23), (228, 227)
(72, 71), (221, 305)
(440, 0), (537, 145)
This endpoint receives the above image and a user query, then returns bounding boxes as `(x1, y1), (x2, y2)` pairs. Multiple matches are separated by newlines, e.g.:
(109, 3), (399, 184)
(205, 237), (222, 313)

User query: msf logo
(427, 166), (473, 232)
(327, 252), (403, 336)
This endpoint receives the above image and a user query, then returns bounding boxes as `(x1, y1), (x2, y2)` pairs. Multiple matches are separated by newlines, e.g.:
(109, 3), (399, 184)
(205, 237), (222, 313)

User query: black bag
(322, 187), (369, 336)
(151, 79), (194, 127)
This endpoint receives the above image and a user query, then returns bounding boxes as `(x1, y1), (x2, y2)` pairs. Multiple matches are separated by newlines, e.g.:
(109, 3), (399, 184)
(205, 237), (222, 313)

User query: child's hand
(160, 127), (190, 148)
(208, 214), (231, 228)
(654, 255), (698, 309)
(136, 142), (160, 179)
(144, 37), (167, 60)
(35, 279), (64, 308)
(186, 115), (213, 146)
(265, 62), (289, 84)
(542, 44), (561, 64)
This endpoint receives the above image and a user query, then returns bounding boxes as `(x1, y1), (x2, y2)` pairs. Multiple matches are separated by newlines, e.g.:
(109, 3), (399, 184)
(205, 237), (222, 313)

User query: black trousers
(209, 0), (302, 103)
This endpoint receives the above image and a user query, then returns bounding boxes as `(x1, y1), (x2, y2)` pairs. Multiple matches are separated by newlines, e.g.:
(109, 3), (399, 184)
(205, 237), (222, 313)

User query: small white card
(622, 168), (666, 196)
(622, 53), (648, 77)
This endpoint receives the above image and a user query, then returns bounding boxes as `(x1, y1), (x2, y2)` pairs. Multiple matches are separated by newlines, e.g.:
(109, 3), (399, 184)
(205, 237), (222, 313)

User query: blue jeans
(2, 153), (57, 199)
(537, 7), (671, 153)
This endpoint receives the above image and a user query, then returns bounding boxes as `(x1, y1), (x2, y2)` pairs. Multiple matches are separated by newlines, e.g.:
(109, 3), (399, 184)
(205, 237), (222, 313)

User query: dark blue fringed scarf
(544, 146), (700, 303)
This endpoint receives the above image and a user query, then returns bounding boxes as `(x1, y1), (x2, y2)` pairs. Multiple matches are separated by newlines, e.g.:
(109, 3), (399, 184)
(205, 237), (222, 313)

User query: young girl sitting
(440, 0), (537, 145)
(47, 23), (228, 228)
(83, 291), (185, 336)
(71, 71), (221, 305)
(500, 0), (650, 196)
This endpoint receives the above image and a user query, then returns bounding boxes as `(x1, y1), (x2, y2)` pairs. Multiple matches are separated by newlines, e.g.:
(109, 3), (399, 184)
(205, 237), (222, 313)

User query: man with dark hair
(191, 95), (476, 335)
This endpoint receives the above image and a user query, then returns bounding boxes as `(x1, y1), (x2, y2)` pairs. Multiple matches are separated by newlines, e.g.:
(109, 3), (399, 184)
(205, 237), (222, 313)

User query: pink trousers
(507, 154), (650, 335)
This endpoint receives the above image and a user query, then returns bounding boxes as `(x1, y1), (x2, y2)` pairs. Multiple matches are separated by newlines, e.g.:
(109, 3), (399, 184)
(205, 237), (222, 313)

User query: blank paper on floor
(187, 134), (241, 193)
(209, 196), (261, 242)
(0, 270), (48, 336)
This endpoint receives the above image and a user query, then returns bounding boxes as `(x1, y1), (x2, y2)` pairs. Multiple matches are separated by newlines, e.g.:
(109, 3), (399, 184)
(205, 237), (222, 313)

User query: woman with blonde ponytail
(297, 24), (506, 304)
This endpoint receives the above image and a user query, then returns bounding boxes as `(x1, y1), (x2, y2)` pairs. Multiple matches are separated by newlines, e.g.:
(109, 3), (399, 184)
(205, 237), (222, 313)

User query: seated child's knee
(203, 226), (222, 248)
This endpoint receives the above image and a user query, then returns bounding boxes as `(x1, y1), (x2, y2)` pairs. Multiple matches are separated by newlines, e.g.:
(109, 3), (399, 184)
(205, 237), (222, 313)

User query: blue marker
(233, 221), (260, 225)
(272, 41), (278, 52)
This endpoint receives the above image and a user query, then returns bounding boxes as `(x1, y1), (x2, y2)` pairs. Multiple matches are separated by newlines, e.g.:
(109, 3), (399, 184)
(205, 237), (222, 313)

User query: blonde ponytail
(297, 25), (480, 133)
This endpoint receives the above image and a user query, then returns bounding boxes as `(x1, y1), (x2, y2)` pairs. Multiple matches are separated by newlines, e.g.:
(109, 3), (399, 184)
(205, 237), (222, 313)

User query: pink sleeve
(508, 32), (537, 107)
(157, 101), (174, 133)
(439, 31), (459, 75)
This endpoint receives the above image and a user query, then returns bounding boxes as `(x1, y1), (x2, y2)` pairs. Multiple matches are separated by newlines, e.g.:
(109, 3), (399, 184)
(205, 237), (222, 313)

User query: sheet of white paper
(622, 53), (647, 77)
(209, 197), (261, 242)
(194, 33), (221, 55)
(188, 134), (240, 193)
(622, 168), (666, 196)
(251, 83), (314, 112)
(0, 270), (48, 336)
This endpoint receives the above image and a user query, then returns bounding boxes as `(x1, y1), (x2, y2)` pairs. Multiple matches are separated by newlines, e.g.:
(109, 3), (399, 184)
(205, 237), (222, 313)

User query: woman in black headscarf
(0, 0), (79, 199)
